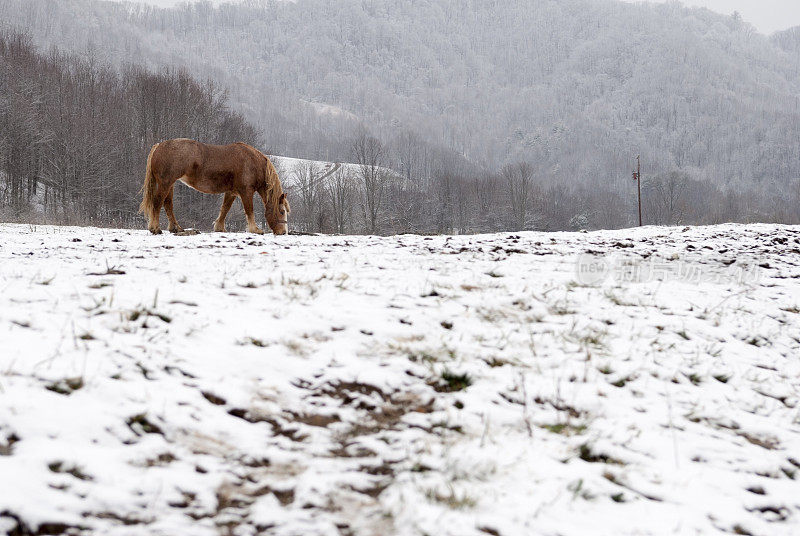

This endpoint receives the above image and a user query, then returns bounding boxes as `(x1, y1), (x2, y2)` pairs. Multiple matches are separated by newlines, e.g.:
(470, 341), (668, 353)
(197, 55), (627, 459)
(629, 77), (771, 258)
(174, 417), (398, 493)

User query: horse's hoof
(169, 227), (184, 234)
(149, 228), (162, 235)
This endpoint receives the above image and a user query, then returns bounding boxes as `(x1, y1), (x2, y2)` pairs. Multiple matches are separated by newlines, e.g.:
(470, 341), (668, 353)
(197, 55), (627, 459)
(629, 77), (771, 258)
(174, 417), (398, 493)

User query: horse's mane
(261, 152), (283, 208)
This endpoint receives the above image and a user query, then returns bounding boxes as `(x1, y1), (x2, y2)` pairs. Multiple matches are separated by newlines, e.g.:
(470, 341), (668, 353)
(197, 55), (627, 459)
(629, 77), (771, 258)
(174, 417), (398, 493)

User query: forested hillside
(3, 0), (799, 188)
(1, 0), (799, 231)
(0, 30), (257, 227)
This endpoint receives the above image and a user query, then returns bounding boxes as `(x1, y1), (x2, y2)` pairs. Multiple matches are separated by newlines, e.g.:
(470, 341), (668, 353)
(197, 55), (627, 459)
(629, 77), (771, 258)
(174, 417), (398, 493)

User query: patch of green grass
(431, 420), (464, 434)
(240, 337), (269, 348)
(746, 336), (768, 347)
(425, 486), (476, 509)
(45, 377), (84, 395)
(484, 357), (509, 368)
(567, 478), (594, 500)
(578, 443), (625, 465)
(401, 345), (456, 364)
(610, 376), (632, 388)
(686, 372), (703, 386)
(48, 461), (92, 481)
(549, 303), (575, 316)
(126, 413), (163, 436)
(541, 423), (587, 436)
(713, 374), (731, 383)
(436, 369), (473, 392)
(579, 330), (607, 347)
(597, 364), (614, 375)
(128, 306), (171, 324)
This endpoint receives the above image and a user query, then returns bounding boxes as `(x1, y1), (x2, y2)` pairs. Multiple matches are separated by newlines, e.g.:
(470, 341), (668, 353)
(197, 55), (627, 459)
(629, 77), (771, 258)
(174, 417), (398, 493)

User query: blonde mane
(263, 155), (283, 209)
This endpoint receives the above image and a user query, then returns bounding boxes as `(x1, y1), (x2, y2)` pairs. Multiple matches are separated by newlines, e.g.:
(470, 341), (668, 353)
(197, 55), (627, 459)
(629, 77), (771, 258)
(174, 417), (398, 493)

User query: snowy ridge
(0, 224), (799, 535)
(299, 100), (360, 123)
(269, 155), (400, 190)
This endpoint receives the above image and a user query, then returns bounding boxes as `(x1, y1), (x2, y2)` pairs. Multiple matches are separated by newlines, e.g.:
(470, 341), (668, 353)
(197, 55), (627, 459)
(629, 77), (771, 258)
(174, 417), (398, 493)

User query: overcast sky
(623, 0), (800, 34)
(110, 0), (800, 35)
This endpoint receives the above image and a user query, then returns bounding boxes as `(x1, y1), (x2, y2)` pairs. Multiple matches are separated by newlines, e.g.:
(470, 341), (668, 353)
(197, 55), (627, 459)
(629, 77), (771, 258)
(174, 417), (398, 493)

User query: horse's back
(152, 138), (262, 194)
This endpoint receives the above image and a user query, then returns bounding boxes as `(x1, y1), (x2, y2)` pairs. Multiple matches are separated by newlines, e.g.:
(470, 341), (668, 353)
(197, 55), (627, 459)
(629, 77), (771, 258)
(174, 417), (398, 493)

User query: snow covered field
(0, 223), (799, 536)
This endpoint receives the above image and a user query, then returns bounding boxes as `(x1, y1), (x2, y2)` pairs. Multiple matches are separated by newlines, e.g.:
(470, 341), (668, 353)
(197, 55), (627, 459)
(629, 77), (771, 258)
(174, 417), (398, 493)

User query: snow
(269, 155), (343, 189)
(299, 99), (359, 122)
(269, 155), (399, 190)
(0, 223), (799, 535)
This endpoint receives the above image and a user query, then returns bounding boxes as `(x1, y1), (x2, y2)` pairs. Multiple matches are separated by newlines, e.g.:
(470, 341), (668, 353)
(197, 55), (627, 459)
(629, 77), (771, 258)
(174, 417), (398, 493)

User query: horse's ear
(279, 193), (286, 202)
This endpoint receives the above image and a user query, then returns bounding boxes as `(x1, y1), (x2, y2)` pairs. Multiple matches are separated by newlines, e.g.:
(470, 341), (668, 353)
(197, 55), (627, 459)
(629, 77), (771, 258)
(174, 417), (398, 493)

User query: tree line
(0, 29), (257, 228)
(1, 28), (798, 234)
(285, 135), (800, 235)
(4, 0), (799, 196)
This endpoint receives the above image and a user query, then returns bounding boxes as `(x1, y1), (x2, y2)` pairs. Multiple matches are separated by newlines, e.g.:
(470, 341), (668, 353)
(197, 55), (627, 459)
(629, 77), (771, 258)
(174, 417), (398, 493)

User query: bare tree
(433, 169), (455, 234)
(293, 161), (326, 232)
(643, 171), (688, 225)
(327, 168), (355, 234)
(352, 133), (387, 234)
(502, 162), (535, 230)
(472, 174), (501, 232)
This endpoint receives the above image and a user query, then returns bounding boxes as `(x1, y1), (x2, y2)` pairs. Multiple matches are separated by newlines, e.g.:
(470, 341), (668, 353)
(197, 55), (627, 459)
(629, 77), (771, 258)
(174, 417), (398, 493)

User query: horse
(138, 138), (290, 235)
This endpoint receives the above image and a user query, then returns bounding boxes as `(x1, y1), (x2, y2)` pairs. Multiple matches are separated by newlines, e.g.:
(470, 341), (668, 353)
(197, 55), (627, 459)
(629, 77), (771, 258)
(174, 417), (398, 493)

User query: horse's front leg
(214, 192), (236, 232)
(241, 189), (264, 234)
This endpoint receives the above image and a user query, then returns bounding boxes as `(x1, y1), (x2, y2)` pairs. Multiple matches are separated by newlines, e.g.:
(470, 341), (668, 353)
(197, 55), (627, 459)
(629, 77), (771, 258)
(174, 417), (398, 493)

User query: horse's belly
(179, 175), (228, 195)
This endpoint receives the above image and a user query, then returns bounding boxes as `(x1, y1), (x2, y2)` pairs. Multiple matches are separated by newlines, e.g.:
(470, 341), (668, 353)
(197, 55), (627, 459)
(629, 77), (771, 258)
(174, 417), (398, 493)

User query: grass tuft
(48, 461), (93, 481)
(541, 423), (587, 436)
(578, 443), (625, 465)
(126, 413), (164, 436)
(425, 486), (476, 509)
(46, 377), (84, 395)
(435, 369), (473, 392)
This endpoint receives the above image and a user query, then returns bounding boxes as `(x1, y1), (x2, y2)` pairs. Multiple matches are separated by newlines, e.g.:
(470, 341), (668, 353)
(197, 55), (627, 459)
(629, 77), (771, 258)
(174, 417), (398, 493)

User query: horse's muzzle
(273, 221), (288, 235)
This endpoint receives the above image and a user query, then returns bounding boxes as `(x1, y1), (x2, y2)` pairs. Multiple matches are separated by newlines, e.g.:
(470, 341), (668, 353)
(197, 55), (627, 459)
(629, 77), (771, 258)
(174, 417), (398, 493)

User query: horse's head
(267, 192), (290, 235)
(262, 154), (290, 235)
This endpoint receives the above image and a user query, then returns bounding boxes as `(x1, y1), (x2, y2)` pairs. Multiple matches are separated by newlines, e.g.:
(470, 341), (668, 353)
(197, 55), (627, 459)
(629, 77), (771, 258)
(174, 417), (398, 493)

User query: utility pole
(632, 155), (642, 226)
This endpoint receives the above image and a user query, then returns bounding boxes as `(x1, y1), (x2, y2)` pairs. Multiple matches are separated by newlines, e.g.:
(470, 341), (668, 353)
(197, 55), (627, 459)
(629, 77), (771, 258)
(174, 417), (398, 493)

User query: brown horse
(139, 138), (290, 235)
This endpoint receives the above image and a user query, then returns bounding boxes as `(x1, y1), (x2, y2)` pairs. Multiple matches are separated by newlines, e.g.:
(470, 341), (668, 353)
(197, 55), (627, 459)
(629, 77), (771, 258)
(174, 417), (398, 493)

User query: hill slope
(1, 0), (799, 192)
(1, 223), (799, 535)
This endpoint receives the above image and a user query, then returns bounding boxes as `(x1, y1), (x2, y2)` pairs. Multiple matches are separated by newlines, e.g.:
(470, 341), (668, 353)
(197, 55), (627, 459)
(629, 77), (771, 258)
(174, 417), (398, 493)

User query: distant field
(1, 224), (799, 535)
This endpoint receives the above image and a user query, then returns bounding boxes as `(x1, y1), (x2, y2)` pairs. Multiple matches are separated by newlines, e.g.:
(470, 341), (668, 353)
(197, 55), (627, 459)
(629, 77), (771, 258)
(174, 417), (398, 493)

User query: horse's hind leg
(241, 189), (264, 234)
(164, 187), (184, 233)
(148, 184), (171, 235)
(214, 192), (236, 232)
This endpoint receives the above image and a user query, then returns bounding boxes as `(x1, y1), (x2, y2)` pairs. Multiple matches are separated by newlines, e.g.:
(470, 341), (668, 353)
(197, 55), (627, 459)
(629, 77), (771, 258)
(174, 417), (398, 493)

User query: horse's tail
(139, 143), (160, 221)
